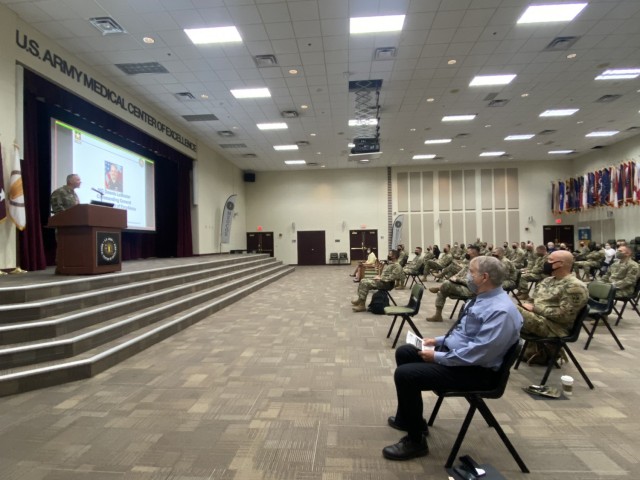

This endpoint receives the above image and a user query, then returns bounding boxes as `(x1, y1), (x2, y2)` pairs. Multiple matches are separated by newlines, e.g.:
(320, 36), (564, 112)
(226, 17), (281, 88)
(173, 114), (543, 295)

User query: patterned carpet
(0, 265), (637, 479)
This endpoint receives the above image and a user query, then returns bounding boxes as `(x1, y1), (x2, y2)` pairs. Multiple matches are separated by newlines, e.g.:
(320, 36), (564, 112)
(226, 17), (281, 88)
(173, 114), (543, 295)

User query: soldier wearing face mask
(518, 250), (588, 340)
(517, 245), (550, 300)
(351, 250), (403, 312)
(601, 246), (639, 299)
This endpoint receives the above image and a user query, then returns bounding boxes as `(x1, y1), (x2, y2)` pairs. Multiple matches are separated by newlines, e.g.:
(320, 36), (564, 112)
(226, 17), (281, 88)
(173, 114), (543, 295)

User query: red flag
(0, 143), (7, 223)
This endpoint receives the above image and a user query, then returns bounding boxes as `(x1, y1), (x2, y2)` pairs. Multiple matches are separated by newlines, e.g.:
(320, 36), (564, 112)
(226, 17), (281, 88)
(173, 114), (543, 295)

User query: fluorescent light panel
(274, 145), (298, 151)
(505, 134), (535, 141)
(413, 154), (436, 160)
(469, 74), (517, 86)
(442, 114), (476, 122)
(184, 26), (242, 44)
(257, 122), (287, 130)
(539, 109), (579, 117)
(549, 150), (574, 154)
(517, 3), (587, 24)
(284, 160), (305, 165)
(424, 138), (452, 144)
(479, 151), (505, 157)
(595, 68), (640, 80)
(350, 15), (405, 34)
(230, 88), (271, 99)
(348, 118), (378, 126)
(585, 131), (619, 137)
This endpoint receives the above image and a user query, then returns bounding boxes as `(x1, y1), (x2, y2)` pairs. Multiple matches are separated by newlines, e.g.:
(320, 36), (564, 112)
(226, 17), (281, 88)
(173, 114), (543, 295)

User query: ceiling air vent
(296, 140), (310, 147)
(219, 143), (247, 149)
(306, 162), (319, 166)
(242, 153), (257, 158)
(488, 99), (509, 107)
(254, 54), (278, 68)
(182, 114), (218, 122)
(115, 62), (169, 75)
(89, 17), (126, 35)
(483, 92), (500, 101)
(543, 36), (580, 51)
(217, 130), (235, 137)
(595, 94), (622, 103)
(374, 47), (397, 60)
(538, 129), (557, 136)
(625, 126), (640, 132)
(591, 145), (605, 149)
(281, 110), (299, 118)
(175, 92), (196, 101)
(455, 133), (470, 138)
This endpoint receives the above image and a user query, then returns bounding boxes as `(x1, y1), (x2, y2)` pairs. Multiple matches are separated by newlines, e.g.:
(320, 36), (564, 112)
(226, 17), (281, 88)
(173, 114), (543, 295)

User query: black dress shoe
(388, 416), (429, 436)
(349, 274), (356, 277)
(382, 435), (429, 461)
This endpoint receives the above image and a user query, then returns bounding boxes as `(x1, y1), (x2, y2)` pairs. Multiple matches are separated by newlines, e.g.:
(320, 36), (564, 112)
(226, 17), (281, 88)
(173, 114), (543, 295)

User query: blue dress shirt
(434, 287), (523, 370)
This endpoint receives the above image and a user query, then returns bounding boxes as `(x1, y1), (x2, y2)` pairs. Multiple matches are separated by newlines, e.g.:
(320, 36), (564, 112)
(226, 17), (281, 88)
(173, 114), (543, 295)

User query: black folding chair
(515, 306), (594, 389)
(428, 341), (529, 473)
(404, 264), (426, 289)
(584, 282), (623, 350)
(384, 284), (424, 348)
(448, 293), (474, 319)
(504, 270), (523, 307)
(612, 277), (640, 325)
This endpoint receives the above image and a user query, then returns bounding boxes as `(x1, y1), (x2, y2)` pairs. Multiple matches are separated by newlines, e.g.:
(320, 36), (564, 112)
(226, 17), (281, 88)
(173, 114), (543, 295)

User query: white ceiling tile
(227, 5), (262, 24)
(292, 20), (321, 37)
(288, 0), (318, 21)
(320, 18), (347, 36)
(323, 35), (348, 51)
(271, 38), (299, 53)
(258, 3), (291, 23)
(265, 21), (295, 39)
(426, 28), (457, 45)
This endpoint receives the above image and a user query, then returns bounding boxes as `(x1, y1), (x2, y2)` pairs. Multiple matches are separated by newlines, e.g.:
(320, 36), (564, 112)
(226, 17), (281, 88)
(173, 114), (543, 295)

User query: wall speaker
(243, 172), (256, 182)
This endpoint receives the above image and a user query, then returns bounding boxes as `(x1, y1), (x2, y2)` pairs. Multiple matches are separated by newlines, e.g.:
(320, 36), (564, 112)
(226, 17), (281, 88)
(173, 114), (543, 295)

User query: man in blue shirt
(382, 256), (523, 461)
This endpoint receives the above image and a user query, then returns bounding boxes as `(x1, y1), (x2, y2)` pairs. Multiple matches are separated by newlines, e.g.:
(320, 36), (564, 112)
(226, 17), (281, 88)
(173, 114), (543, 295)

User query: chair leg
(613, 300), (628, 326)
(449, 299), (461, 319)
(385, 292), (397, 306)
(514, 340), (528, 370)
(391, 318), (407, 348)
(445, 403), (477, 468)
(583, 317), (599, 350)
(404, 317), (423, 339)
(540, 343), (562, 386)
(563, 345), (595, 389)
(475, 398), (530, 474)
(601, 318), (625, 350)
(386, 315), (399, 339)
(427, 395), (444, 426)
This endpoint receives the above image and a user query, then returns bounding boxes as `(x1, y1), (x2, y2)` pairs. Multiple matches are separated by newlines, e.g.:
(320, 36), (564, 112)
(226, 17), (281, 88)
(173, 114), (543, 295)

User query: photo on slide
(105, 161), (123, 192)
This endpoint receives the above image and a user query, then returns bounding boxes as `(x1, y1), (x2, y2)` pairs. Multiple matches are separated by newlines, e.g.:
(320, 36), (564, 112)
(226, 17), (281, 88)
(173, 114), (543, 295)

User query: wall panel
(422, 213), (434, 246)
(508, 211), (520, 242)
(481, 169), (492, 210)
(439, 212), (451, 246)
(410, 213), (422, 249)
(438, 171), (450, 211)
(452, 212), (464, 244)
(495, 211), (507, 243)
(409, 172), (421, 212)
(465, 212), (477, 242)
(506, 168), (519, 209)
(482, 211), (493, 241)
(398, 172), (408, 212)
(494, 168), (506, 210)
(422, 172), (434, 211)
(464, 170), (476, 210)
(451, 170), (463, 211)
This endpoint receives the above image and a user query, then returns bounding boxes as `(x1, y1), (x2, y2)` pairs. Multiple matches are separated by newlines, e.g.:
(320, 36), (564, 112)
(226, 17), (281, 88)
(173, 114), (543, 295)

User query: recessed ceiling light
(316, 152), (322, 155)
(143, 36), (155, 44)
(479, 151), (505, 157)
(485, 124), (492, 128)
(200, 94), (209, 99)
(284, 160), (306, 165)
(595, 68), (640, 80)
(321, 165), (326, 168)
(350, 15), (405, 34)
(447, 59), (457, 65)
(413, 154), (436, 160)
(521, 93), (529, 97)
(301, 104), (309, 109)
(348, 142), (355, 148)
(410, 128), (416, 132)
(585, 131), (619, 137)
(184, 26), (242, 44)
(517, 3), (587, 24)
(359, 159), (370, 163)
(310, 133), (316, 136)
(505, 134), (535, 141)
(424, 138), (452, 144)
(539, 109), (579, 117)
(274, 145), (299, 151)
(257, 122), (287, 130)
(288, 69), (298, 75)
(577, 120), (584, 124)
(231, 88), (271, 99)
(426, 97), (435, 102)
(549, 150), (575, 154)
(348, 118), (378, 126)
(469, 74), (517, 86)
(399, 148), (404, 151)
(442, 114), (476, 122)
(567, 53), (577, 59)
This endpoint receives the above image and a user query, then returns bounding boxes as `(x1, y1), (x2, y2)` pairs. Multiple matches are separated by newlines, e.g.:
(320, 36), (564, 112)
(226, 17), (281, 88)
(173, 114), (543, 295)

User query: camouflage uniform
(50, 185), (79, 214)
(403, 254), (425, 275)
(358, 261), (403, 301)
(511, 247), (527, 269)
(500, 257), (517, 290)
(434, 262), (473, 309)
(450, 245), (464, 260)
(398, 249), (409, 268)
(518, 274), (588, 337)
(424, 252), (453, 275)
(574, 250), (605, 277)
(602, 259), (640, 298)
(518, 254), (548, 292)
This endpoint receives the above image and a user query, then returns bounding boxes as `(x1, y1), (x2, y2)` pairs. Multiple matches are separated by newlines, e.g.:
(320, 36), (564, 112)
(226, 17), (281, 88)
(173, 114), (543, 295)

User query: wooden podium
(49, 204), (127, 275)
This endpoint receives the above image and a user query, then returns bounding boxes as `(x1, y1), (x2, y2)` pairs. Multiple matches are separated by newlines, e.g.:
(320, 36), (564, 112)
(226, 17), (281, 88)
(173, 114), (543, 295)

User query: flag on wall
(0, 144), (7, 223)
(635, 161), (640, 204)
(9, 145), (26, 231)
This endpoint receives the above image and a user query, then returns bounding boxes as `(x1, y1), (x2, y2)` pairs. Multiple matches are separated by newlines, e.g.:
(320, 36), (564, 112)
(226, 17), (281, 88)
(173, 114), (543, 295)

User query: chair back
(564, 305), (590, 342)
(587, 281), (616, 316)
(483, 340), (522, 399)
(406, 284), (424, 316)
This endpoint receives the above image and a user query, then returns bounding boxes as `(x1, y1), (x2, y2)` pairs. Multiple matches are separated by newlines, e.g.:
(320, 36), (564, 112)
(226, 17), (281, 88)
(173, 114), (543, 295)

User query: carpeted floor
(0, 265), (638, 479)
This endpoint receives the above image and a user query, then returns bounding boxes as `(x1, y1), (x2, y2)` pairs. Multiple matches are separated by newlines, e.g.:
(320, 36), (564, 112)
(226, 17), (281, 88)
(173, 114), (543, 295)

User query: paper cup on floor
(560, 375), (574, 395)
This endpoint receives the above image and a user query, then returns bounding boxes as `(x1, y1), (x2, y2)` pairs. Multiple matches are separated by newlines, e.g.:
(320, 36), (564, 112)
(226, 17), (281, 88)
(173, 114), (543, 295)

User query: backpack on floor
(368, 290), (389, 314)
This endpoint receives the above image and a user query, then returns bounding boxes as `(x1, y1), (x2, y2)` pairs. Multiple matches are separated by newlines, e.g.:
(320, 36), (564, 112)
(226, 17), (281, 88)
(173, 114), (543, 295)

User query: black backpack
(368, 290), (389, 314)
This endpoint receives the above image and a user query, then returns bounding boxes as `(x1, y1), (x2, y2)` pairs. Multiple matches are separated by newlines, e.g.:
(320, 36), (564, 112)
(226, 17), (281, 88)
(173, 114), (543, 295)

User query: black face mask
(414, 251), (420, 256)
(464, 253), (471, 260)
(542, 261), (554, 275)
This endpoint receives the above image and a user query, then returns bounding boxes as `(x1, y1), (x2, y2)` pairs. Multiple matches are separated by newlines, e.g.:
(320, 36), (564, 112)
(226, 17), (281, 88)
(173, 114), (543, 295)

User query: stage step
(0, 255), (293, 396)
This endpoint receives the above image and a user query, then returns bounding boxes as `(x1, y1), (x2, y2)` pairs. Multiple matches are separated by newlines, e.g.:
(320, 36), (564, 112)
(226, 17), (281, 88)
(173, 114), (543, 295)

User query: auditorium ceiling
(3, 0), (640, 171)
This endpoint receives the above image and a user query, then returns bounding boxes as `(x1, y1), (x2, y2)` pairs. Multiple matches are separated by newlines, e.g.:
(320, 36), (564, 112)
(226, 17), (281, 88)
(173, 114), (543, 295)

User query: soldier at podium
(51, 174), (81, 214)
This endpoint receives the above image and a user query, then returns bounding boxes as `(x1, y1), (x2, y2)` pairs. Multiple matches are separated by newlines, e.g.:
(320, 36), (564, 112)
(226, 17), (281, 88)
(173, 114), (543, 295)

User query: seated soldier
(351, 247), (377, 282)
(426, 245), (480, 322)
(397, 247), (425, 289)
(425, 245), (453, 278)
(351, 250), (403, 312)
(601, 246), (640, 300)
(517, 250), (588, 362)
(517, 244), (549, 300)
(511, 242), (526, 269)
(574, 243), (604, 280)
(491, 247), (517, 290)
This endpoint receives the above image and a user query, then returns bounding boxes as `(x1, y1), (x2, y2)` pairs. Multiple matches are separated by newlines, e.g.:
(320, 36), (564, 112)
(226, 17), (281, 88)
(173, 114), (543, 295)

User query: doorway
(349, 229), (378, 262)
(297, 231), (326, 265)
(543, 225), (575, 250)
(246, 232), (274, 257)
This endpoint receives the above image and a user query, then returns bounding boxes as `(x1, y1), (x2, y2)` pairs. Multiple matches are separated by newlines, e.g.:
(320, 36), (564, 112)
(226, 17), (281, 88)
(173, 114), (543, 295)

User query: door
(246, 232), (274, 257)
(543, 225), (574, 250)
(297, 231), (326, 265)
(349, 229), (378, 261)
